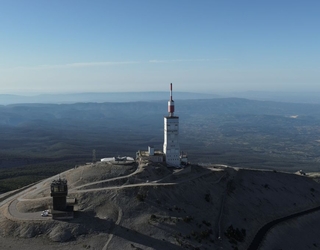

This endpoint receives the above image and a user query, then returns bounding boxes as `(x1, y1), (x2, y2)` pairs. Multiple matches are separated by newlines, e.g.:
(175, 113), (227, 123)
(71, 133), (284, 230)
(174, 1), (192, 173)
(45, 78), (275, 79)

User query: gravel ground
(1, 163), (320, 250)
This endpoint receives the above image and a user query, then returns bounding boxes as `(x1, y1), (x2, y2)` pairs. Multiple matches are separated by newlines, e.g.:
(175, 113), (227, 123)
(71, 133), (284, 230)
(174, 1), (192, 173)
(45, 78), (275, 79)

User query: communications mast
(163, 83), (180, 167)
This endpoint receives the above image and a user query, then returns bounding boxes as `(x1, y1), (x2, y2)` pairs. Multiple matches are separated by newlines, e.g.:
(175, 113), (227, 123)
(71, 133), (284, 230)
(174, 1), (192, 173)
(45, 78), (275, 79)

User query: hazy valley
(1, 97), (320, 249)
(1, 97), (320, 192)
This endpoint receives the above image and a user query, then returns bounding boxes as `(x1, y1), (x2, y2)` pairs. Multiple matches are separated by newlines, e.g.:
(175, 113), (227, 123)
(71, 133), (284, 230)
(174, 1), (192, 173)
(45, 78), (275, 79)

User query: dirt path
(102, 207), (123, 250)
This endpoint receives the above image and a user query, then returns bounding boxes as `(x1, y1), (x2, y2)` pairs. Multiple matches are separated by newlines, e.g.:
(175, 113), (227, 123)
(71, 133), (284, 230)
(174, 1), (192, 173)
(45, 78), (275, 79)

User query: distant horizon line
(1, 90), (320, 96)
(0, 91), (217, 96)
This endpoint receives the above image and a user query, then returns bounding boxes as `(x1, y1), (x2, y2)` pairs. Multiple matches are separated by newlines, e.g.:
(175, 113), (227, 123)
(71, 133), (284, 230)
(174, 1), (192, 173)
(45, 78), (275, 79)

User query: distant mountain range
(0, 92), (219, 105)
(224, 91), (320, 104)
(1, 91), (320, 105)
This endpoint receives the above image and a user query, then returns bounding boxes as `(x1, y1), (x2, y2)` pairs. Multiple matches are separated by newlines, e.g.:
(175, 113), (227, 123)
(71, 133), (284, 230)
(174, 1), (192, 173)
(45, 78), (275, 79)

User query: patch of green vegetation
(0, 161), (74, 192)
(136, 193), (146, 202)
(205, 193), (211, 202)
(0, 175), (45, 192)
(183, 216), (193, 223)
(224, 225), (246, 243)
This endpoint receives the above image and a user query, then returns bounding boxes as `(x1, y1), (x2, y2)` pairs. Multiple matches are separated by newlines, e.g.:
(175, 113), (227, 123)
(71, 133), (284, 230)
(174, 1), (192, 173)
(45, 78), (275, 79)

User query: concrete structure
(148, 146), (154, 156)
(51, 178), (68, 211)
(180, 151), (188, 165)
(100, 156), (135, 165)
(50, 178), (74, 219)
(163, 83), (181, 167)
(136, 148), (164, 163)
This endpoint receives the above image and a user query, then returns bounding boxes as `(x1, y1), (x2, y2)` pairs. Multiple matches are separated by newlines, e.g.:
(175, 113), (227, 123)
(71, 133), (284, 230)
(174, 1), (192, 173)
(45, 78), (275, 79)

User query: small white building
(100, 156), (135, 164)
(136, 146), (164, 163)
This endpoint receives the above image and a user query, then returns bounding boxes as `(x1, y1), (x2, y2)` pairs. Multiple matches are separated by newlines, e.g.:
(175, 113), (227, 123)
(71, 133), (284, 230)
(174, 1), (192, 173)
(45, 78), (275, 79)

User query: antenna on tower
(168, 83), (175, 116)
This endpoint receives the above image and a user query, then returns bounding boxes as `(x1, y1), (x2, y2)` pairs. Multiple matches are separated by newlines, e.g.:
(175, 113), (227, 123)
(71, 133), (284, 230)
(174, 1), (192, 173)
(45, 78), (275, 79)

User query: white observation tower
(163, 83), (180, 167)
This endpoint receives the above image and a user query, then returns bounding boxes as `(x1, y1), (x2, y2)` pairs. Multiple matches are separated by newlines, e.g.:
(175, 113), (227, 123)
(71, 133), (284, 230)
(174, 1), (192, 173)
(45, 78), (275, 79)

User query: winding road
(0, 163), (226, 250)
(247, 203), (320, 250)
(1, 164), (225, 222)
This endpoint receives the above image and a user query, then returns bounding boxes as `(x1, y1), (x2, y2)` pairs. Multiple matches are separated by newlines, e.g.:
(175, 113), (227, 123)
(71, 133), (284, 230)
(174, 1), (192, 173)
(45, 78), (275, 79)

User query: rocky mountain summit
(1, 162), (320, 250)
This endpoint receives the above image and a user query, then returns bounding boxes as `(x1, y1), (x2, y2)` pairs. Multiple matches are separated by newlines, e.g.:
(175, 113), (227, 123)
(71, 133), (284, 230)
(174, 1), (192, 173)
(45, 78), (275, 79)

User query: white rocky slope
(0, 162), (320, 250)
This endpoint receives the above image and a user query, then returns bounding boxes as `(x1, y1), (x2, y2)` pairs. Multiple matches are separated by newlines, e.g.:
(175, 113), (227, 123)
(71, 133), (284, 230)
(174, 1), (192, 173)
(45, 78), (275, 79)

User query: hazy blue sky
(0, 1), (319, 94)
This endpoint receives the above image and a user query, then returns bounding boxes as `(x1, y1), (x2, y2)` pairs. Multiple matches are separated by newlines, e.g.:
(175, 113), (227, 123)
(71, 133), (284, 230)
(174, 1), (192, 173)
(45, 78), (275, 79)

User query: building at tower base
(136, 146), (165, 164)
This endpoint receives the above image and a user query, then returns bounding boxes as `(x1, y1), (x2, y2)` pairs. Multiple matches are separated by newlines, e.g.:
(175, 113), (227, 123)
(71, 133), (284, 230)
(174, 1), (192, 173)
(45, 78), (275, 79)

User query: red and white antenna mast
(168, 83), (175, 116)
